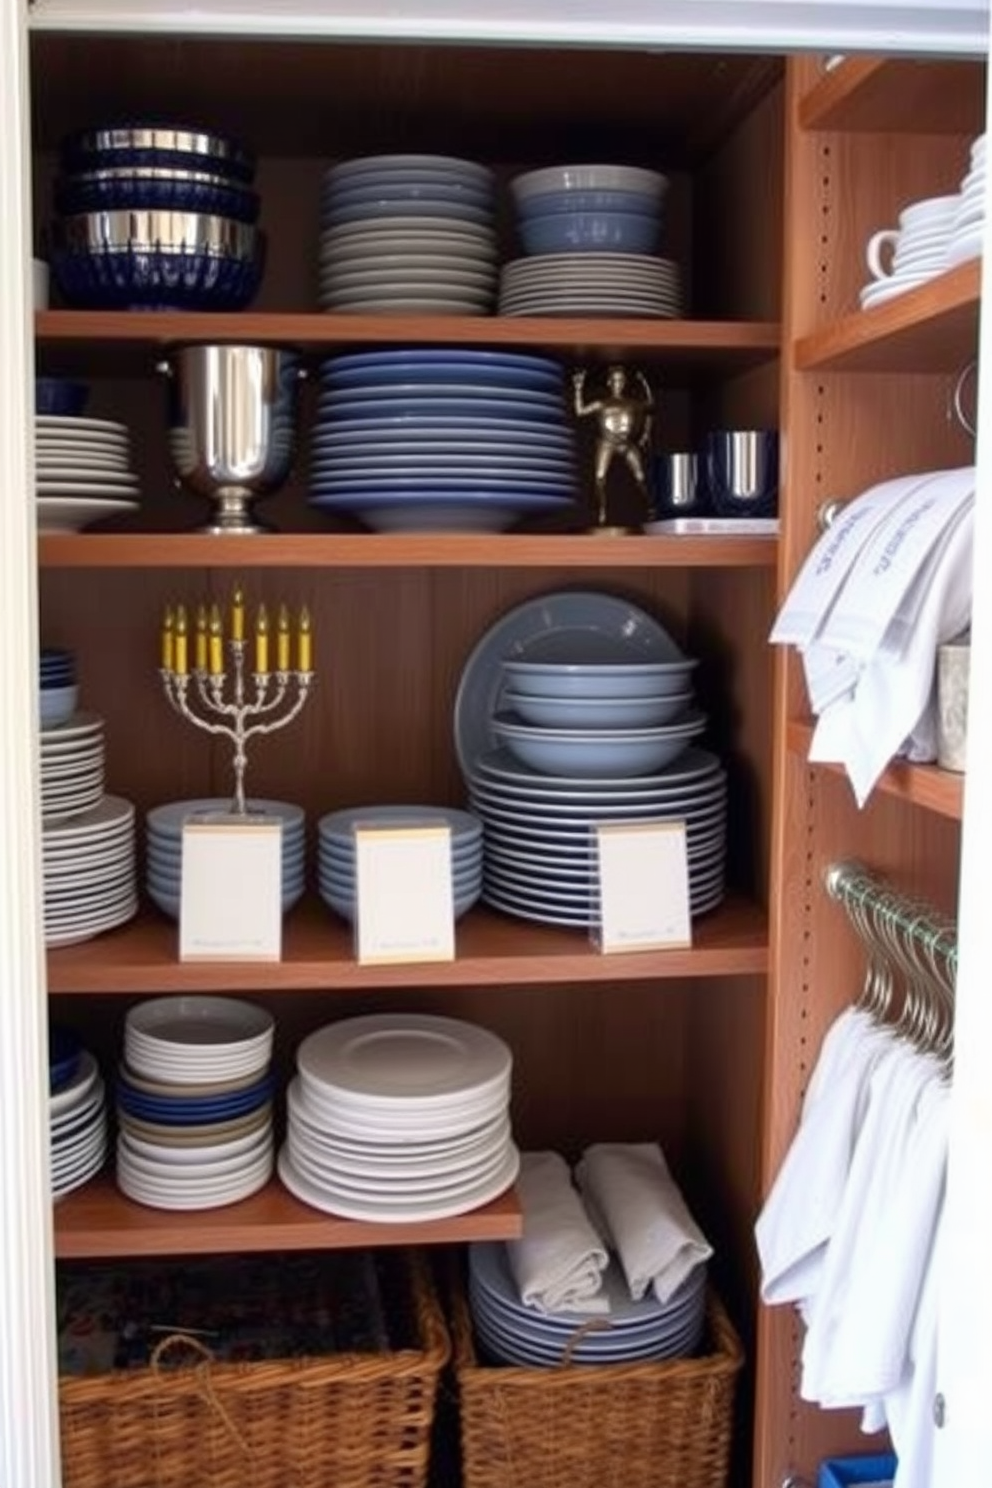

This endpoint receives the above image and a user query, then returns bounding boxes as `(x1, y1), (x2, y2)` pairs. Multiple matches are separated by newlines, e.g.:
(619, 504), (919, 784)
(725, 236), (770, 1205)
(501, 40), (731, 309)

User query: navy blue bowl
(35, 377), (89, 416)
(61, 130), (255, 185)
(52, 244), (264, 311)
(55, 174), (261, 224)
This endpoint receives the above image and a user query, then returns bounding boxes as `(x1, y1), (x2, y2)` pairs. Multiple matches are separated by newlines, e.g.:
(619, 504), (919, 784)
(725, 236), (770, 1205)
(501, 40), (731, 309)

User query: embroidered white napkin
(506, 1150), (610, 1314)
(576, 1142), (712, 1305)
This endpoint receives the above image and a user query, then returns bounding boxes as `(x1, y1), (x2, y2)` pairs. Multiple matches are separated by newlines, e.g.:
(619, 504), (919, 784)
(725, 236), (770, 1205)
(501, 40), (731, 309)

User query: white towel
(576, 1142), (713, 1305)
(506, 1151), (610, 1314)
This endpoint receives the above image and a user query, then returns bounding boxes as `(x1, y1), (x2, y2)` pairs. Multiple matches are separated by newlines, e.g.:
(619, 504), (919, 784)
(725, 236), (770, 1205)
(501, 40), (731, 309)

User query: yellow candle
(231, 584), (245, 643)
(277, 604), (291, 673)
(174, 605), (189, 677)
(208, 604), (224, 676)
(298, 606), (312, 672)
(194, 605), (208, 673)
(161, 606), (175, 671)
(255, 603), (270, 676)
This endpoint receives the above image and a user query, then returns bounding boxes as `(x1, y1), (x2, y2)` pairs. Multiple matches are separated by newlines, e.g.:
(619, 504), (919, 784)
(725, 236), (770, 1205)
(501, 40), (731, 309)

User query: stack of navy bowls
(499, 163), (681, 318)
(309, 348), (580, 532)
(318, 154), (498, 314)
(51, 124), (263, 310)
(40, 647), (78, 728)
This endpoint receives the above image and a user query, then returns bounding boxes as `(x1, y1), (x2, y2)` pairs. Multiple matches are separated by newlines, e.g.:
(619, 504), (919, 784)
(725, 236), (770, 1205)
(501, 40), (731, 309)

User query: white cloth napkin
(506, 1150), (610, 1314)
(576, 1142), (712, 1305)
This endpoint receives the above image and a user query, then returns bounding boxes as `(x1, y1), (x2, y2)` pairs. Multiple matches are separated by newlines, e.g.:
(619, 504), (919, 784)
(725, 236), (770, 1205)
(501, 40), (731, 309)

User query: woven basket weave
(59, 1250), (450, 1488)
(452, 1266), (744, 1488)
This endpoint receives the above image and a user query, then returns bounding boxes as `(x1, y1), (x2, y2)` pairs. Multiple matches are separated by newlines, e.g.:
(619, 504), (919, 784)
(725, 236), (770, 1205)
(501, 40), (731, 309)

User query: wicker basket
(451, 1265), (744, 1488)
(58, 1249), (450, 1488)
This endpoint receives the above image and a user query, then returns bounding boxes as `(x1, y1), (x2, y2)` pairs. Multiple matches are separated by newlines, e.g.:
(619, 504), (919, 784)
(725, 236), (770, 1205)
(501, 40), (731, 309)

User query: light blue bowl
(517, 189), (661, 219)
(519, 210), (661, 256)
(492, 711), (706, 778)
(40, 684), (79, 729)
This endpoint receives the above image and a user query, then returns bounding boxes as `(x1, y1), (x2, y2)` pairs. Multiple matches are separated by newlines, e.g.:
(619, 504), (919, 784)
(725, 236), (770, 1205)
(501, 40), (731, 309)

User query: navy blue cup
(704, 428), (779, 517)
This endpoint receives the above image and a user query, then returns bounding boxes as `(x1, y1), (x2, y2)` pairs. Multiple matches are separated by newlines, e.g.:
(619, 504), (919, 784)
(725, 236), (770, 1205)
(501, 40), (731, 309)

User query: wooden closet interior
(27, 32), (986, 1486)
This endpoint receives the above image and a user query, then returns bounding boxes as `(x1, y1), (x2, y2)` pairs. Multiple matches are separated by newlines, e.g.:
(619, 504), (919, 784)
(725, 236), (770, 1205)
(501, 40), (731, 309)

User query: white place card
(594, 820), (691, 954)
(354, 825), (454, 966)
(179, 817), (283, 962)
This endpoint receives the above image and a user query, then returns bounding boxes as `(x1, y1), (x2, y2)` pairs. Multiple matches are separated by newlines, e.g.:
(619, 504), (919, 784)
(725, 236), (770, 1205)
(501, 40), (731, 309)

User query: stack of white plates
(499, 252), (682, 317)
(309, 348), (579, 533)
(319, 154), (498, 314)
(116, 994), (275, 1211)
(469, 1241), (707, 1366)
(51, 1048), (108, 1200)
(42, 793), (138, 946)
(144, 797), (307, 919)
(278, 1012), (520, 1222)
(40, 710), (105, 822)
(35, 415), (140, 533)
(948, 133), (986, 267)
(316, 803), (483, 923)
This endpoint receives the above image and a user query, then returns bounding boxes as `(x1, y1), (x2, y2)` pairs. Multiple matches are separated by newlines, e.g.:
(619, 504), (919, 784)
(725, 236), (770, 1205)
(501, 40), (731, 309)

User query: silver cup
(651, 451), (702, 516)
(704, 428), (778, 516)
(159, 344), (304, 534)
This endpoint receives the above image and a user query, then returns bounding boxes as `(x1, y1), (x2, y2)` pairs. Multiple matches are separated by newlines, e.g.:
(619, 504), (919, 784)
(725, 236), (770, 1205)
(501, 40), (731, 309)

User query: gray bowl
(502, 658), (698, 700)
(492, 711), (706, 778)
(503, 688), (694, 730)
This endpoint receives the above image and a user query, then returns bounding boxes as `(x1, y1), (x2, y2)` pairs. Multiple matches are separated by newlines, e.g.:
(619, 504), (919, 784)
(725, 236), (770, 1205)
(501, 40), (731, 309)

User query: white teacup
(866, 195), (959, 281)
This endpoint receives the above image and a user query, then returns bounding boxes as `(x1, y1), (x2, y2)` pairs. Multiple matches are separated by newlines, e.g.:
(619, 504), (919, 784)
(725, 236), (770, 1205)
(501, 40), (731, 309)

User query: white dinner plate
(277, 1141), (519, 1222)
(37, 498), (139, 532)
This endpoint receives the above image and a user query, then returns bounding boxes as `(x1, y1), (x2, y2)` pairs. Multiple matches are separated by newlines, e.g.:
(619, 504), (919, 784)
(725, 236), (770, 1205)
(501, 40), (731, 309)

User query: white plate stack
(948, 133), (986, 267)
(318, 154), (498, 314)
(116, 995), (276, 1211)
(316, 804), (483, 922)
(278, 1012), (520, 1222)
(499, 252), (682, 318)
(145, 798), (307, 919)
(51, 1049), (108, 1200)
(41, 709), (105, 822)
(42, 792), (138, 946)
(35, 414), (140, 532)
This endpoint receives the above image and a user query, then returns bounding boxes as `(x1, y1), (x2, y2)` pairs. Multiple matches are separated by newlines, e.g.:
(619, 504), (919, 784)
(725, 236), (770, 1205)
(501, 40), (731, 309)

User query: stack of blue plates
(145, 797), (307, 919)
(51, 1040), (108, 1201)
(115, 995), (276, 1211)
(319, 154), (497, 314)
(469, 1241), (707, 1366)
(317, 804), (483, 922)
(309, 349), (580, 533)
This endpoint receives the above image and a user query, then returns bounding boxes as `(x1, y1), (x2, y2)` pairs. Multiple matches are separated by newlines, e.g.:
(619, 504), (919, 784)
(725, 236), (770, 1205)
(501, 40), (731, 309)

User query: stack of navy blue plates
(50, 1028), (108, 1201)
(309, 348), (580, 533)
(115, 995), (276, 1211)
(318, 154), (497, 314)
(468, 1241), (707, 1366)
(51, 124), (263, 310)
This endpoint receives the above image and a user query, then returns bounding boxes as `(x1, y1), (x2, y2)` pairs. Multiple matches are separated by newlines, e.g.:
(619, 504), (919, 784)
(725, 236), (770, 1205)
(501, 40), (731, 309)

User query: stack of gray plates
(498, 252), (683, 318)
(469, 1241), (707, 1366)
(316, 804), (483, 922)
(318, 154), (498, 314)
(145, 798), (306, 919)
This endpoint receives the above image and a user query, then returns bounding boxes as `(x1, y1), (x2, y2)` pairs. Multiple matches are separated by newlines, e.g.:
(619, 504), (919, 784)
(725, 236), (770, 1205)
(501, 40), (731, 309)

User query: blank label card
(595, 820), (691, 954)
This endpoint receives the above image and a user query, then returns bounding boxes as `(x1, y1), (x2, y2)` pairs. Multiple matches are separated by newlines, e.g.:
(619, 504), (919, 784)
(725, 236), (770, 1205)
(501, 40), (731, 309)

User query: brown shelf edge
(798, 56), (986, 135)
(53, 1177), (522, 1258)
(36, 309), (781, 362)
(46, 895), (769, 993)
(38, 531), (777, 570)
(786, 719), (964, 820)
(794, 260), (981, 373)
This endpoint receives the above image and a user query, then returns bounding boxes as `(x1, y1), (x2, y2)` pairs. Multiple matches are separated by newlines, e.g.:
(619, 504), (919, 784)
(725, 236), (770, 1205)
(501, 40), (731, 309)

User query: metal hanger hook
(950, 359), (978, 440)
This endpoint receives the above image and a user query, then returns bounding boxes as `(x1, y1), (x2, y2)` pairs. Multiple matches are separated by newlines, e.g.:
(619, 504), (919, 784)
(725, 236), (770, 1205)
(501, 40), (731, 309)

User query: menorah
(160, 586), (314, 816)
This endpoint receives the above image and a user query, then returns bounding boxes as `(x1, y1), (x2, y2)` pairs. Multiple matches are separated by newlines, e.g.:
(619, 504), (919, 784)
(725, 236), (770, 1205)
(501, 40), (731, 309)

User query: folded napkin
(576, 1142), (712, 1305)
(506, 1151), (610, 1314)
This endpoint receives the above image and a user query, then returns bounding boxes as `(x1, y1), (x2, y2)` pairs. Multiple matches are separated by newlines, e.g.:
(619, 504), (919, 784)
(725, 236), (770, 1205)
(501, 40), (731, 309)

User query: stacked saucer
(40, 709), (105, 823)
(318, 154), (498, 314)
(469, 1242), (707, 1366)
(316, 804), (483, 923)
(144, 797), (306, 919)
(948, 134), (986, 267)
(499, 253), (682, 318)
(859, 192), (960, 310)
(51, 1038), (108, 1200)
(42, 793), (138, 946)
(309, 349), (579, 533)
(278, 1012), (519, 1223)
(40, 646), (78, 728)
(116, 995), (275, 1211)
(35, 414), (140, 533)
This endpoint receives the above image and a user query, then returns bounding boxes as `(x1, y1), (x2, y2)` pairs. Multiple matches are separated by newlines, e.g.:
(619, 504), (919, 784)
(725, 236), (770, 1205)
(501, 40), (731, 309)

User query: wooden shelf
(38, 530), (777, 570)
(53, 1176), (522, 1259)
(35, 310), (781, 375)
(46, 895), (768, 994)
(795, 260), (981, 374)
(787, 719), (964, 820)
(799, 57), (987, 135)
